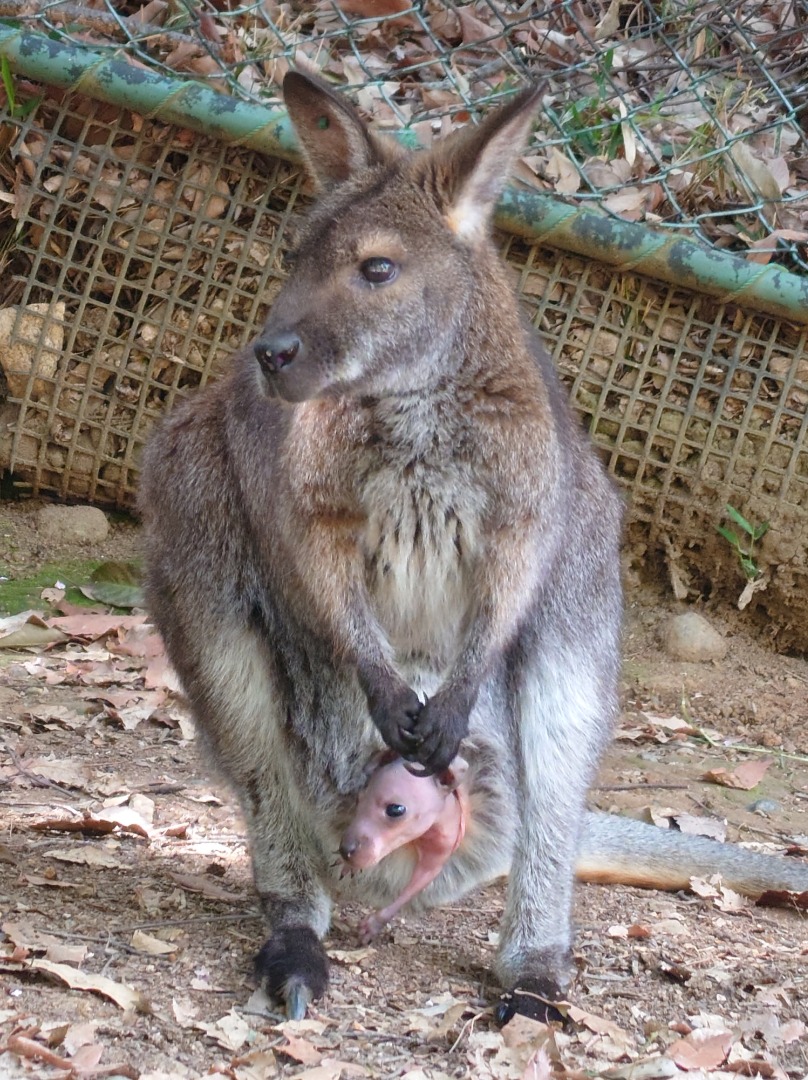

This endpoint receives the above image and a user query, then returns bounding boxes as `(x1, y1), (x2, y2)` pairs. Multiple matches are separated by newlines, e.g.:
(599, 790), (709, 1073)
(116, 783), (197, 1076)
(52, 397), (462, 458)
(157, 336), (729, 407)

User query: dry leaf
(669, 812), (727, 841)
(169, 871), (243, 902)
(48, 613), (148, 640)
(546, 148), (580, 194)
(22, 757), (91, 789)
(21, 873), (86, 890)
(296, 1061), (368, 1080)
(327, 946), (376, 964)
(62, 1020), (99, 1054)
(702, 759), (772, 790)
(45, 845), (123, 869)
(602, 1057), (679, 1079)
(567, 1005), (634, 1052)
(756, 888), (808, 910)
(652, 918), (688, 936)
(131, 930), (177, 956)
(171, 996), (199, 1027)
(668, 1028), (734, 1070)
(278, 1034), (323, 1066)
(0, 611), (68, 649)
(30, 957), (149, 1012)
(196, 1008), (253, 1052)
(595, 0), (621, 39)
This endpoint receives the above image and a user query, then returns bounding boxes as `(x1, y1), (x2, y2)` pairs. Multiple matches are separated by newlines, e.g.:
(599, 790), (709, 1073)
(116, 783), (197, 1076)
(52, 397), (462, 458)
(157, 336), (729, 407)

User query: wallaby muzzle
(254, 332), (301, 375)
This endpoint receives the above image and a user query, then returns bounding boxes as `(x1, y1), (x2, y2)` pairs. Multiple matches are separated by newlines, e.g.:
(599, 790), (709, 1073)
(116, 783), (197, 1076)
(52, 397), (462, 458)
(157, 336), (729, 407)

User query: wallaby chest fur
(138, 72), (808, 1025)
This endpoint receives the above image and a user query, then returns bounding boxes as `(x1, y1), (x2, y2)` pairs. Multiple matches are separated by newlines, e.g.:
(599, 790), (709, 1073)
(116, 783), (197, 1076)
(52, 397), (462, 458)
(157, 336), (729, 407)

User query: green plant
(0, 56), (41, 121)
(717, 504), (769, 580)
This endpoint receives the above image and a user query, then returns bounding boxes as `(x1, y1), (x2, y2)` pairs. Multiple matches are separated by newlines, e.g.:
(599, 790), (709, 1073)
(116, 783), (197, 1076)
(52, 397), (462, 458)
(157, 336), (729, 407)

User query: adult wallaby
(139, 72), (808, 1023)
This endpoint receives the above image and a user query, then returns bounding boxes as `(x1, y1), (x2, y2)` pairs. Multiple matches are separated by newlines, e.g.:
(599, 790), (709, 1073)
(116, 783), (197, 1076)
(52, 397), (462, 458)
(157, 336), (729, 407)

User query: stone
(0, 302), (64, 400)
(664, 611), (728, 663)
(36, 504), (109, 545)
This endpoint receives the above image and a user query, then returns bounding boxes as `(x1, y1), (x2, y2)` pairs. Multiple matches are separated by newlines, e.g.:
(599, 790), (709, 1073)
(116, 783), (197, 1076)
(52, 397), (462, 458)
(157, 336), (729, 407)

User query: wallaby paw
(495, 977), (566, 1026)
(366, 682), (423, 757)
(254, 927), (329, 1018)
(401, 690), (469, 775)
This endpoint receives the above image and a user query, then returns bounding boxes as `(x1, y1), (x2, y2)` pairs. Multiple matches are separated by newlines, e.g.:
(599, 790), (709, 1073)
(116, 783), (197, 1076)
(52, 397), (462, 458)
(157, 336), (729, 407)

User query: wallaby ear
(438, 85), (542, 241)
(283, 71), (394, 189)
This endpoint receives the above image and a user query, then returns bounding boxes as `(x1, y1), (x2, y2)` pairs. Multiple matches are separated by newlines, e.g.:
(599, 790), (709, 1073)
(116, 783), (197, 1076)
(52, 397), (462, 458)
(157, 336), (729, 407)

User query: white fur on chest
(361, 465), (482, 671)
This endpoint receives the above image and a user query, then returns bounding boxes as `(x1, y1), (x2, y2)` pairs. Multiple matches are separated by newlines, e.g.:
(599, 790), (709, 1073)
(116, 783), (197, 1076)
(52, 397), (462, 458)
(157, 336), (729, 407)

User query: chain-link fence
(0, 1), (806, 647)
(2, 0), (806, 269)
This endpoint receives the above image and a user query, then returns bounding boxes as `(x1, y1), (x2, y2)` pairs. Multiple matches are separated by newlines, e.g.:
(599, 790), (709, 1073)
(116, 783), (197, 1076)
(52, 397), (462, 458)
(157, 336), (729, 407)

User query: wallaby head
(252, 72), (541, 403)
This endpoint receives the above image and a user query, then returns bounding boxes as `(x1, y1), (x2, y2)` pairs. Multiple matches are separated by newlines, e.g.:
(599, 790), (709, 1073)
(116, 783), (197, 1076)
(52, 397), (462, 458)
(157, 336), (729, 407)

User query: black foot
(495, 976), (566, 1026)
(255, 927), (329, 1020)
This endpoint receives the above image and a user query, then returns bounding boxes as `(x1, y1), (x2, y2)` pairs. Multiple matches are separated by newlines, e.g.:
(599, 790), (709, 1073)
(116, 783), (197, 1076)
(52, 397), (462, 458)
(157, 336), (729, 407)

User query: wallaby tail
(577, 811), (808, 897)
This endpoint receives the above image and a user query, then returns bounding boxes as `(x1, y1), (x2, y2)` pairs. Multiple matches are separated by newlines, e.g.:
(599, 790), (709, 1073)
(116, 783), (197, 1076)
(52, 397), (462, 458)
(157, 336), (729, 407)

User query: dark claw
(403, 761), (429, 777)
(285, 980), (312, 1021)
(400, 729), (424, 746)
(255, 927), (329, 1020)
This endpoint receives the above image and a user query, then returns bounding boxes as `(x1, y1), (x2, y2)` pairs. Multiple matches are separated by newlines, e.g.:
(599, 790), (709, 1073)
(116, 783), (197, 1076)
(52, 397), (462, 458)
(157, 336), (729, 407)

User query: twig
(115, 912), (261, 932)
(595, 783), (689, 791)
(32, 927), (172, 957)
(0, 740), (78, 795)
(688, 726), (808, 764)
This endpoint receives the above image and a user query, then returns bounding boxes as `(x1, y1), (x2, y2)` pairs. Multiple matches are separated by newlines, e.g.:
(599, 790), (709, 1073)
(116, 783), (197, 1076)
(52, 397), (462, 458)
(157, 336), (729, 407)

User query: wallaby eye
(360, 257), (398, 285)
(385, 803), (407, 818)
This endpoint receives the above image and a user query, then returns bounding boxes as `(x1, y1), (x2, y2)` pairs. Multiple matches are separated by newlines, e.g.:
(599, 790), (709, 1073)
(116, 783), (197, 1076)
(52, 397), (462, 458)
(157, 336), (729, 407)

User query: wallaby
(139, 72), (808, 1024)
(343, 755), (808, 945)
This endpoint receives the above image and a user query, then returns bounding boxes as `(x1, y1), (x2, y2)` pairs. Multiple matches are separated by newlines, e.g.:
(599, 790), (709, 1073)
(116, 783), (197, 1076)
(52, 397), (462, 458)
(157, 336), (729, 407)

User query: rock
(664, 612), (728, 663)
(36, 504), (109, 545)
(0, 302), (64, 400)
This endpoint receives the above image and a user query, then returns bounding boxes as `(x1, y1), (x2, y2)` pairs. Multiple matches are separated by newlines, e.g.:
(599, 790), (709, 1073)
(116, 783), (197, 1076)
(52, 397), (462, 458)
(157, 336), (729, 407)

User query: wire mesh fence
(2, 0), (807, 271)
(0, 3), (806, 646)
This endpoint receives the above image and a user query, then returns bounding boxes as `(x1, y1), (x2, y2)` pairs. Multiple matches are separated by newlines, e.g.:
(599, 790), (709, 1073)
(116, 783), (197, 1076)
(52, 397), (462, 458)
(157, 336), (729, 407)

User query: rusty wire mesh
(2, 0), (807, 272)
(0, 89), (806, 643)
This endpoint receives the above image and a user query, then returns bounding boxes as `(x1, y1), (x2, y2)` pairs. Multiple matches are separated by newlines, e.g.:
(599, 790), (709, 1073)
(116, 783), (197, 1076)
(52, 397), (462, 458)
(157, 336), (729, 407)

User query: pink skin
(340, 756), (469, 943)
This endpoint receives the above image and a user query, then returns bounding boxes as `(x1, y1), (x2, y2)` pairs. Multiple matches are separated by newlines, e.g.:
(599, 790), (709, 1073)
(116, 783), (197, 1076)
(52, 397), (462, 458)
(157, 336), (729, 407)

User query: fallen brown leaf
(30, 957), (149, 1012)
(702, 759), (772, 790)
(278, 1034), (324, 1066)
(668, 1029), (735, 1071)
(169, 871), (243, 902)
(756, 888), (808, 910)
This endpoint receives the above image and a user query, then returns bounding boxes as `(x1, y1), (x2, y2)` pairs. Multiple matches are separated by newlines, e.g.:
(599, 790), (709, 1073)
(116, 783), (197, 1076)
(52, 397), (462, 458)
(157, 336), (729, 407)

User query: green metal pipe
(1, 23), (807, 324)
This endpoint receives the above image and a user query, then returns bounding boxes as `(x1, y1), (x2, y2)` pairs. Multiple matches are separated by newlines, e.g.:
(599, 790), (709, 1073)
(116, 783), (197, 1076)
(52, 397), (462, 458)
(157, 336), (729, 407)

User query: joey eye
(385, 803), (407, 818)
(360, 257), (398, 285)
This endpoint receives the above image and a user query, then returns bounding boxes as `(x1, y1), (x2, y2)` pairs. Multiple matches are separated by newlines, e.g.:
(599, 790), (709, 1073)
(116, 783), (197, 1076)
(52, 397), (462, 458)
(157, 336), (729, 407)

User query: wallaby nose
(254, 332), (301, 374)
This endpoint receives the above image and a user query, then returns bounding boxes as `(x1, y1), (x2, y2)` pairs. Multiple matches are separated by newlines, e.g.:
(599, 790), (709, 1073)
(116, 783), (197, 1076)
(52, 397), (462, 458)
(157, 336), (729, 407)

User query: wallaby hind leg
(161, 616), (333, 1019)
(495, 636), (617, 1023)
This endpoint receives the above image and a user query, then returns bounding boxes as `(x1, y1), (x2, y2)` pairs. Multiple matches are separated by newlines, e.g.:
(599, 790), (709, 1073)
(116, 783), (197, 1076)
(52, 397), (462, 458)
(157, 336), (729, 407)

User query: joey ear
(436, 756), (469, 793)
(283, 71), (395, 189)
(439, 85), (542, 241)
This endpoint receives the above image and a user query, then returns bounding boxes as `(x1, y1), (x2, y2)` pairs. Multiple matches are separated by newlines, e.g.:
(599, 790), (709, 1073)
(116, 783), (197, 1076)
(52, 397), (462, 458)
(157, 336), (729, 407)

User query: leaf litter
(1, 525), (808, 1076)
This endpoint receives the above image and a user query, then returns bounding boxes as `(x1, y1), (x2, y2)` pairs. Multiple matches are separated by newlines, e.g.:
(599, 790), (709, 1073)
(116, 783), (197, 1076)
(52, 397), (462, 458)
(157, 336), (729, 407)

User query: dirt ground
(0, 501), (806, 1080)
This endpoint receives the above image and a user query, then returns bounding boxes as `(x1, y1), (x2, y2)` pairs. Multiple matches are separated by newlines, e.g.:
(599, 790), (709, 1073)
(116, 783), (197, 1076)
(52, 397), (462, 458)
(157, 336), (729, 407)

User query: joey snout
(339, 832), (379, 870)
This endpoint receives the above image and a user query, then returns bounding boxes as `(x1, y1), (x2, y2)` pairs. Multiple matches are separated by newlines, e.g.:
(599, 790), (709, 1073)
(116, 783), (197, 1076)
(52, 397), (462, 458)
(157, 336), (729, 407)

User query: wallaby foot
(254, 927), (329, 1020)
(495, 975), (567, 1026)
(494, 945), (572, 1026)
